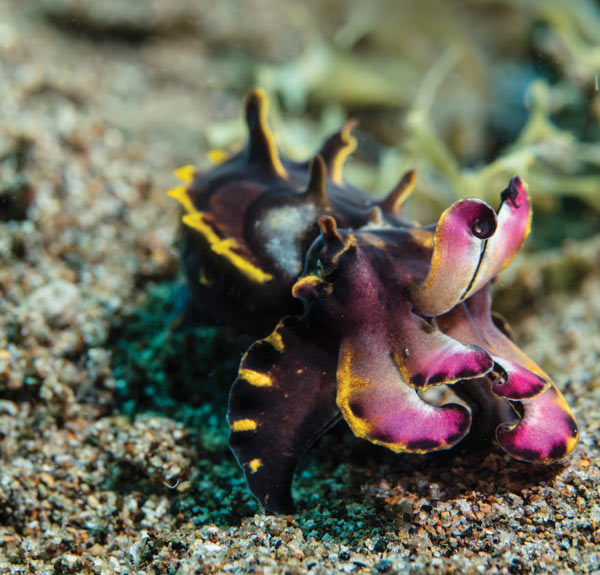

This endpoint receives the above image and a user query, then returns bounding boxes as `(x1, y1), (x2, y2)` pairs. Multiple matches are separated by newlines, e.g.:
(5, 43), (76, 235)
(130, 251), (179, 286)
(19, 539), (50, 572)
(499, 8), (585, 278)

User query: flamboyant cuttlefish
(169, 88), (578, 513)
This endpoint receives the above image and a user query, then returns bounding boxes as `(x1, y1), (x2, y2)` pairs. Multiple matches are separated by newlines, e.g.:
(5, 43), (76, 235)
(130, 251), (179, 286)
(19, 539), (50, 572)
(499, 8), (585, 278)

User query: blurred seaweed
(198, 0), (600, 229)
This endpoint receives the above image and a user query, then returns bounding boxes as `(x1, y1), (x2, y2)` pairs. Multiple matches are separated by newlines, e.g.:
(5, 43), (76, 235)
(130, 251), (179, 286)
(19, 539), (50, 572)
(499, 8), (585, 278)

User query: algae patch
(109, 281), (259, 525)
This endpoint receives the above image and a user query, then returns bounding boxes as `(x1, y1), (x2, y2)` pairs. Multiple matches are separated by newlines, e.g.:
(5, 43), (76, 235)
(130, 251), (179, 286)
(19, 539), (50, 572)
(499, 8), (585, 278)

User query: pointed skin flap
(319, 119), (357, 185)
(378, 169), (417, 216)
(304, 155), (329, 206)
(245, 87), (288, 178)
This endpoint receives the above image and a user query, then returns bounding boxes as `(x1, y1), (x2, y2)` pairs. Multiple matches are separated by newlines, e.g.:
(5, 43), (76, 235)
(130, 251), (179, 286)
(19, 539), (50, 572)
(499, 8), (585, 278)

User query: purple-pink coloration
(496, 386), (578, 462)
(171, 89), (579, 512)
(489, 358), (548, 400)
(337, 332), (472, 452)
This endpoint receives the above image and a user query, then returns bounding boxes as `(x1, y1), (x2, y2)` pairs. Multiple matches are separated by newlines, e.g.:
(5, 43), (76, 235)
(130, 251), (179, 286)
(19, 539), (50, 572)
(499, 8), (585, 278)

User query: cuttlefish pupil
(471, 218), (493, 239)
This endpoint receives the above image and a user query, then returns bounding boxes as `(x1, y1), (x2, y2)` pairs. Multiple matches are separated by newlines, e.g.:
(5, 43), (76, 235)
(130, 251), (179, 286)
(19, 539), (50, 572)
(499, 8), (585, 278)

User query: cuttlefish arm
(336, 324), (472, 453)
(436, 286), (578, 462)
(411, 199), (497, 316)
(294, 221), (492, 453)
(412, 177), (531, 317)
(462, 176), (532, 300)
(228, 313), (340, 513)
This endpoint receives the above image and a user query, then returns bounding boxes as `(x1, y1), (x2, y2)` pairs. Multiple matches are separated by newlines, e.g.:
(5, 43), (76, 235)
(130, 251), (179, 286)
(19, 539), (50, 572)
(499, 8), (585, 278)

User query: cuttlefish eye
(291, 216), (358, 300)
(471, 213), (496, 239)
(311, 216), (357, 275)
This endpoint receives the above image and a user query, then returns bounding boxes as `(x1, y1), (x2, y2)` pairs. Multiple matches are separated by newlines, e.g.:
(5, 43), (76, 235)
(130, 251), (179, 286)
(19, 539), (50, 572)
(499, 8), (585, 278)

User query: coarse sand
(1, 2), (599, 574)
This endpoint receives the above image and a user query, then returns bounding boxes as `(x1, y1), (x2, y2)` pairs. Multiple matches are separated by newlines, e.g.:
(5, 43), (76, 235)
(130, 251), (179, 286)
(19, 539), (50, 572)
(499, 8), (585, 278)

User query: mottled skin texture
(170, 88), (579, 513)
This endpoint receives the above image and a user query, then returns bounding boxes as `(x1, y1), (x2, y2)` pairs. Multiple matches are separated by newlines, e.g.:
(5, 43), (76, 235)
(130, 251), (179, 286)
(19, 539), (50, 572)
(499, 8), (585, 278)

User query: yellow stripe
(182, 213), (221, 244)
(253, 88), (287, 179)
(231, 419), (257, 432)
(239, 369), (272, 387)
(264, 329), (285, 352)
(331, 237), (358, 265)
(291, 275), (321, 299)
(182, 214), (273, 283)
(249, 458), (262, 473)
(330, 121), (357, 185)
(173, 164), (196, 184)
(212, 238), (273, 283)
(168, 187), (197, 214)
(208, 149), (229, 165)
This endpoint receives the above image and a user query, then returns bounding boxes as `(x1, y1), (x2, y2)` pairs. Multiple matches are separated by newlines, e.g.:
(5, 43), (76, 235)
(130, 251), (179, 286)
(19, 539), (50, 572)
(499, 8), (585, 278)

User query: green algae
(110, 282), (242, 417)
(109, 282), (261, 524)
(107, 281), (412, 534)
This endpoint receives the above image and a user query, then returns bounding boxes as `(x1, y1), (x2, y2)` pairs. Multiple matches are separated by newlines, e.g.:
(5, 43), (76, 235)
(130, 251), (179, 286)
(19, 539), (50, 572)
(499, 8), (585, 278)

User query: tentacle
(496, 385), (578, 463)
(389, 300), (493, 389)
(460, 287), (577, 460)
(436, 286), (550, 400)
(411, 199), (497, 316)
(435, 285), (577, 461)
(337, 327), (471, 453)
(228, 314), (339, 513)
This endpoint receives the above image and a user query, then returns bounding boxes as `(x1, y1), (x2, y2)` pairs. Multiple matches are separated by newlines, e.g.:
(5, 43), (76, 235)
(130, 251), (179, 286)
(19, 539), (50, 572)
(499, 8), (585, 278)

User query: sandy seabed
(1, 2), (600, 574)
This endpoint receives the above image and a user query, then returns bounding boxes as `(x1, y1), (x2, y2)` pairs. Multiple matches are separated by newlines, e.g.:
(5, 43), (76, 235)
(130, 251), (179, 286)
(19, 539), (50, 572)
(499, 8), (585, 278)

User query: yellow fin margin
(208, 149), (229, 165)
(182, 213), (273, 284)
(168, 187), (197, 214)
(182, 213), (221, 244)
(264, 328), (285, 353)
(212, 238), (274, 283)
(173, 164), (196, 184)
